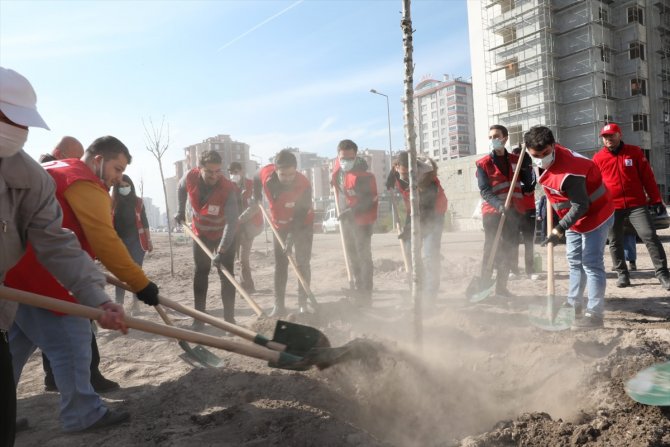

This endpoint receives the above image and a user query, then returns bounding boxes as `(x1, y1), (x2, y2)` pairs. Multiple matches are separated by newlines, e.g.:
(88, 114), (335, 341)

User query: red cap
(600, 123), (621, 136)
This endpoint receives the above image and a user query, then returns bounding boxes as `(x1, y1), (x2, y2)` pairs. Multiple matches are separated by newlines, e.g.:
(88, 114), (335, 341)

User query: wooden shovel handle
(332, 186), (354, 284)
(0, 286), (283, 364)
(105, 274), (286, 352)
(182, 224), (265, 317)
(547, 199), (555, 296)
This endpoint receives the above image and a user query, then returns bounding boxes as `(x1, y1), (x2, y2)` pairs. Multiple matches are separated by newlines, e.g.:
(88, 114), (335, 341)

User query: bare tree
(401, 0), (422, 345)
(143, 116), (175, 276)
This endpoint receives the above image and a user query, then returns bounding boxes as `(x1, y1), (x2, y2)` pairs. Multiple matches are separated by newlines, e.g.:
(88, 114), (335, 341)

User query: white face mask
(118, 186), (131, 196)
(531, 151), (555, 169)
(0, 121), (28, 158)
(339, 158), (355, 172)
(229, 174), (241, 183)
(489, 138), (504, 152)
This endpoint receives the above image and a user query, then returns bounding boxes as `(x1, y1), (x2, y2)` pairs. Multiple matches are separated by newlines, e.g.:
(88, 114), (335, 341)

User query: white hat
(0, 67), (49, 129)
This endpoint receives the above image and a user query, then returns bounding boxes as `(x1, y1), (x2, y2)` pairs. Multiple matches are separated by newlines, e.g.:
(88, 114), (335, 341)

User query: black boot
(90, 371), (120, 393)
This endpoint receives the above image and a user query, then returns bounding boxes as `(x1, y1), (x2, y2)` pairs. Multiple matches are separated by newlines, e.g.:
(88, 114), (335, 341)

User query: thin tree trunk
(157, 158), (175, 276)
(401, 0), (422, 346)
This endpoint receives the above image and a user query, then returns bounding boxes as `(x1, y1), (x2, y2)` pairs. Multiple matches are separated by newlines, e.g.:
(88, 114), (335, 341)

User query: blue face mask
(489, 139), (504, 152)
(339, 158), (355, 172)
(118, 186), (131, 196)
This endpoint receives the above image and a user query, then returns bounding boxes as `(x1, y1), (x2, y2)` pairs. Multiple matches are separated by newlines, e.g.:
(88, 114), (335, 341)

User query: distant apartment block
(182, 134), (250, 175)
(403, 75), (477, 161)
(468, 0), (670, 198)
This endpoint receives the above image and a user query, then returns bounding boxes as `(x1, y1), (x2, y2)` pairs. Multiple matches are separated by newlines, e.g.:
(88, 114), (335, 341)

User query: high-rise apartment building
(183, 134), (250, 172)
(468, 0), (670, 197)
(404, 75), (477, 161)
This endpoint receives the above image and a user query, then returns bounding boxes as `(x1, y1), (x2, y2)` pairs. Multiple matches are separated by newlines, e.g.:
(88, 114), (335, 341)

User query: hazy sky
(1, 0), (471, 210)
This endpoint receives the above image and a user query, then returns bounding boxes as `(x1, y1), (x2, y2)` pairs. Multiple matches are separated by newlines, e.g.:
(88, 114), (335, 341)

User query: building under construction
(468, 0), (670, 199)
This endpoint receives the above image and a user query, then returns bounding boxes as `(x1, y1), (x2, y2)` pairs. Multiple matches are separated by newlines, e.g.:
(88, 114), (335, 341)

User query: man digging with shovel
(525, 126), (614, 330)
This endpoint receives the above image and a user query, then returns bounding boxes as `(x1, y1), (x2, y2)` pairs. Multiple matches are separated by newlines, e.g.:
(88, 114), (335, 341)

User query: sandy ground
(14, 226), (670, 446)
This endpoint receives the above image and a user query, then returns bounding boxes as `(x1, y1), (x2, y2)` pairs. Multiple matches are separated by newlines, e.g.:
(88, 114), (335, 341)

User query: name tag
(285, 202), (295, 209)
(624, 159), (633, 167)
(207, 205), (220, 216)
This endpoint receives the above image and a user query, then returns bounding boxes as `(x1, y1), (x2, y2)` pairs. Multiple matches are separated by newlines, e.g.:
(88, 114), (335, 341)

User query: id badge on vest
(624, 158), (633, 167)
(207, 205), (220, 216)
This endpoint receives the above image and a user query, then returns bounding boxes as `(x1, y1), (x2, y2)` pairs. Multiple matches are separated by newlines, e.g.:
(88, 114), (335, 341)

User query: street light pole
(370, 88), (395, 229)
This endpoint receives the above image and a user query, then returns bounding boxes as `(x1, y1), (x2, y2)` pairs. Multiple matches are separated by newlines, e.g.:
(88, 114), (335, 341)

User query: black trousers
(193, 237), (236, 322)
(42, 324), (100, 383)
(510, 210), (535, 274)
(1, 331), (16, 447)
(340, 220), (374, 297)
(273, 226), (313, 307)
(482, 210), (520, 290)
(609, 206), (669, 278)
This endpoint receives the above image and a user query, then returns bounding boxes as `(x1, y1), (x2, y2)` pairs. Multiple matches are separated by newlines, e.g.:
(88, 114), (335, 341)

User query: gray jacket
(0, 150), (109, 330)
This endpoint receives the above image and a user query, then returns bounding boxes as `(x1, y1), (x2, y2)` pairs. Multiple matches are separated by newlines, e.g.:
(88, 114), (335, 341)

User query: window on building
(506, 92), (521, 111)
(629, 41), (645, 60)
(422, 132), (428, 140)
(627, 6), (644, 25)
(446, 85), (455, 92)
(507, 124), (523, 148)
(449, 125), (457, 132)
(448, 105), (456, 111)
(442, 138), (447, 145)
(439, 98), (445, 106)
(455, 86), (467, 94)
(632, 114), (649, 131)
(458, 135), (470, 143)
(451, 145), (458, 152)
(598, 7), (609, 24)
(461, 145), (470, 153)
(432, 120), (438, 128)
(505, 60), (519, 79)
(456, 95), (466, 104)
(602, 79), (613, 98)
(440, 118), (446, 125)
(433, 139), (439, 147)
(431, 111), (437, 119)
(450, 135), (457, 141)
(458, 125), (469, 132)
(433, 149), (439, 157)
(499, 0), (514, 13)
(448, 95), (456, 102)
(440, 108), (445, 115)
(457, 115), (469, 124)
(432, 130), (438, 138)
(457, 105), (467, 112)
(500, 26), (517, 44)
(604, 114), (613, 123)
(422, 113), (428, 121)
(431, 102), (437, 110)
(600, 45), (611, 63)
(421, 104), (427, 112)
(631, 78), (647, 96)
(449, 115), (457, 122)
(442, 147), (449, 154)
(431, 93), (437, 100)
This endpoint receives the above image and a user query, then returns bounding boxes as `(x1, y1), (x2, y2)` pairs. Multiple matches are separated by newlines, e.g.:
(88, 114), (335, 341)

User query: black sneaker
(616, 274), (630, 288)
(83, 409), (130, 431)
(571, 312), (604, 330)
(91, 374), (120, 393)
(629, 261), (637, 271)
(660, 275), (670, 291)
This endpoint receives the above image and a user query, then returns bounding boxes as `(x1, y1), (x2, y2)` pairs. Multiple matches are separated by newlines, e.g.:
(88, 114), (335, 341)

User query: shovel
(0, 285), (312, 371)
(106, 274), (331, 359)
(528, 209), (574, 331)
(258, 205), (320, 312)
(333, 187), (356, 290)
(625, 360), (670, 406)
(182, 224), (266, 318)
(467, 145), (528, 303)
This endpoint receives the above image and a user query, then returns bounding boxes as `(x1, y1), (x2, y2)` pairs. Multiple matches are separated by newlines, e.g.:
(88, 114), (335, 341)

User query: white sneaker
(530, 274), (540, 280)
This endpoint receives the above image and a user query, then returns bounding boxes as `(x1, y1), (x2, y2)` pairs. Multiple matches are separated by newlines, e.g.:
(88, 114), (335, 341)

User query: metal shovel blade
(528, 296), (574, 332)
(271, 320), (331, 357)
(467, 276), (496, 303)
(625, 361), (670, 406)
(178, 341), (225, 368)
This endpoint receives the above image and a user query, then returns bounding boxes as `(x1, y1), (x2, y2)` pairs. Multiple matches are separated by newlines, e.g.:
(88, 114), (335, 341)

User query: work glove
(541, 225), (565, 247)
(97, 302), (128, 334)
(136, 281), (160, 306)
(174, 212), (185, 226)
(337, 208), (353, 221)
(652, 203), (666, 216)
(283, 233), (294, 255)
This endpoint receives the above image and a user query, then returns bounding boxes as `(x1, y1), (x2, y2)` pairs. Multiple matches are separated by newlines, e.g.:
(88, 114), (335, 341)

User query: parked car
(321, 208), (340, 233)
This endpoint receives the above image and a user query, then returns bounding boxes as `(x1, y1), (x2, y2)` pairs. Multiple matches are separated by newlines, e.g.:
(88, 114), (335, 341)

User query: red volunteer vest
(393, 177), (448, 216)
(134, 198), (150, 251)
(186, 169), (234, 240)
(476, 152), (524, 216)
(331, 163), (379, 225)
(4, 159), (107, 308)
(260, 164), (314, 231)
(240, 177), (263, 229)
(539, 144), (614, 233)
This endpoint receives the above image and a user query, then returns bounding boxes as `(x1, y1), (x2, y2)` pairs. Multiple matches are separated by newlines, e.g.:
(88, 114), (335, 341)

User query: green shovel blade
(467, 276), (496, 303)
(625, 361), (670, 406)
(528, 304), (574, 331)
(178, 341), (225, 368)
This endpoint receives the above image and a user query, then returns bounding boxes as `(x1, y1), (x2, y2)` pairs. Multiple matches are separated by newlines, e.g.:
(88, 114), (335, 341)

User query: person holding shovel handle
(525, 126), (614, 330)
(251, 149), (314, 317)
(331, 139), (378, 306)
(175, 149), (239, 327)
(390, 151), (448, 308)
(475, 124), (534, 297)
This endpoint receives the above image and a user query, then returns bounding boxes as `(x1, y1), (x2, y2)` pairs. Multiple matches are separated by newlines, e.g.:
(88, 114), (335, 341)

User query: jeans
(193, 237), (236, 322)
(115, 233), (146, 304)
(341, 219), (374, 298)
(1, 331), (16, 446)
(609, 206), (668, 278)
(403, 214), (445, 304)
(565, 215), (614, 318)
(273, 225), (313, 307)
(10, 305), (107, 432)
(623, 233), (637, 263)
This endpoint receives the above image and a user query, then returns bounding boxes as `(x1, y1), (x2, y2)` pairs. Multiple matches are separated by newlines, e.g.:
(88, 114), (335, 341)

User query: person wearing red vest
(592, 123), (670, 291)
(253, 149), (314, 316)
(525, 126), (614, 330)
(6, 135), (160, 431)
(175, 150), (239, 326)
(228, 162), (263, 293)
(510, 146), (538, 280)
(390, 151), (448, 308)
(475, 124), (534, 297)
(331, 139), (378, 305)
